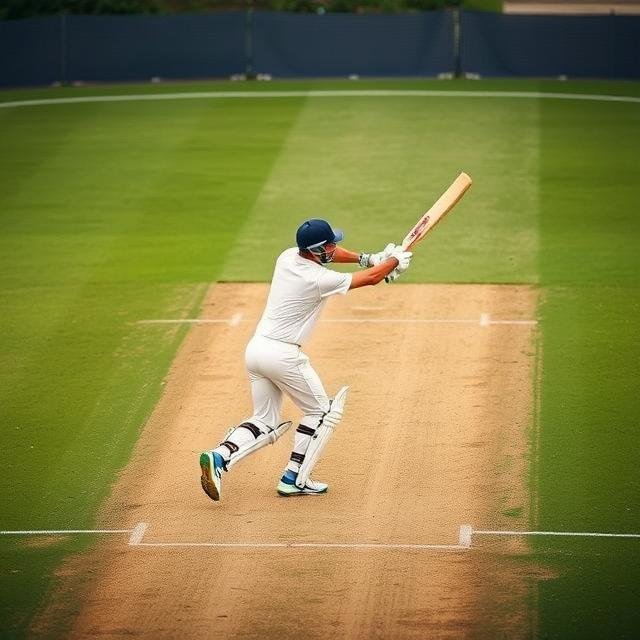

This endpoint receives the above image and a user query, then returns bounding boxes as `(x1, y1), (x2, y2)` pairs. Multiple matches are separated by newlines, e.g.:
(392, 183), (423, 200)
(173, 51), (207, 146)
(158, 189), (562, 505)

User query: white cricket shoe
(277, 469), (328, 496)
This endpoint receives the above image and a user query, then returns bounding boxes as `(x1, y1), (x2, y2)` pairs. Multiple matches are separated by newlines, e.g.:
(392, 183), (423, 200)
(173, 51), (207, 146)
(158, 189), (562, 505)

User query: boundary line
(2, 90), (640, 110)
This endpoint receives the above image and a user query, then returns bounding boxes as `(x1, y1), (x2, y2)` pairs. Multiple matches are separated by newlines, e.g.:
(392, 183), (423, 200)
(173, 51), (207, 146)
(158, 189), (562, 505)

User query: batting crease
(137, 317), (538, 326)
(4, 524), (639, 550)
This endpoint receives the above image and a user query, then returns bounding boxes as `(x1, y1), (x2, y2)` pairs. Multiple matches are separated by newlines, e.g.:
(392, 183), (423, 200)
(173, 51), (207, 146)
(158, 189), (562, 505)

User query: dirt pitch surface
(35, 283), (539, 639)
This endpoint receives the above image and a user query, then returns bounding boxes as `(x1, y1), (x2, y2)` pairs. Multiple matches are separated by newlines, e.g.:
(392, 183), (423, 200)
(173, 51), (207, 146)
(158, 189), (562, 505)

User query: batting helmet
(296, 219), (344, 251)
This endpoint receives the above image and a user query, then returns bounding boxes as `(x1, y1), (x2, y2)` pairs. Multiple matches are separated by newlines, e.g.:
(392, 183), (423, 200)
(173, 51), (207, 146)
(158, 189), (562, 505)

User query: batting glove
(359, 243), (396, 268)
(390, 247), (412, 273)
(385, 268), (402, 283)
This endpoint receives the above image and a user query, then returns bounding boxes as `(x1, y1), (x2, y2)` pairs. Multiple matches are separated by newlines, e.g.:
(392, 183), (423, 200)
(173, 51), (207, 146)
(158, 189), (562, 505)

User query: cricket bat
(401, 172), (472, 251)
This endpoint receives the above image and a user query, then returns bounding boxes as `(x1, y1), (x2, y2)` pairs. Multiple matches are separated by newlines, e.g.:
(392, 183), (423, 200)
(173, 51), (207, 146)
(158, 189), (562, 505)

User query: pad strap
(225, 420), (293, 469)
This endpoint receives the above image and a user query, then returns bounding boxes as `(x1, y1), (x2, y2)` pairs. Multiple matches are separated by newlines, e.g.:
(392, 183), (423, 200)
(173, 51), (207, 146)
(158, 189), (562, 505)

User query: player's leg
(201, 375), (290, 502)
(213, 374), (285, 465)
(200, 338), (291, 502)
(276, 351), (333, 496)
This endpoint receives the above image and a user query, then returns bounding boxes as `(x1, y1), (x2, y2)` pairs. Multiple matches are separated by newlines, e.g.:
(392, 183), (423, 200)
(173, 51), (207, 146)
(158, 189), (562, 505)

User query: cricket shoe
(276, 469), (328, 497)
(199, 451), (225, 501)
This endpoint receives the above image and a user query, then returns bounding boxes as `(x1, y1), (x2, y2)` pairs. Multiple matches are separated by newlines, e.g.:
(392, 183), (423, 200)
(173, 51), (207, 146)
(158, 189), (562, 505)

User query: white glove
(385, 268), (402, 283)
(390, 247), (412, 273)
(359, 243), (396, 268)
(370, 243), (396, 267)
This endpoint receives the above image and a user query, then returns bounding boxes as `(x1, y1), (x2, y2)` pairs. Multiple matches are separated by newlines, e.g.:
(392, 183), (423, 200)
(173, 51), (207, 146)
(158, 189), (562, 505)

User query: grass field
(1, 78), (639, 638)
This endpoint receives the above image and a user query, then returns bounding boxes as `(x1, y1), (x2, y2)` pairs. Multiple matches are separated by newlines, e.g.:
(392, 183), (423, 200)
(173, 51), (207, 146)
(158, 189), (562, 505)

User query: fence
(1, 10), (639, 87)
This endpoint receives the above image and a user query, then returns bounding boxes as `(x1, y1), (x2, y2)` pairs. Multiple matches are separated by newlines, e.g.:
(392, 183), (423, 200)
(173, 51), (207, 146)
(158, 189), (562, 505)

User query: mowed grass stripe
(538, 98), (640, 530)
(0, 97), (306, 638)
(535, 97), (640, 638)
(221, 95), (539, 284)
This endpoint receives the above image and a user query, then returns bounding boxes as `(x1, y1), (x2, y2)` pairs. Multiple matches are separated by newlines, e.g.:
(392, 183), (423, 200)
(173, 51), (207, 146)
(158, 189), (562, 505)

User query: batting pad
(296, 386), (349, 488)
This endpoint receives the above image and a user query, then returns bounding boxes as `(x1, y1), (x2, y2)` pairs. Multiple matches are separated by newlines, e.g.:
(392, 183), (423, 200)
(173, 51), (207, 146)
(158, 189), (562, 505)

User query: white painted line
(2, 90), (640, 110)
(136, 319), (230, 325)
(473, 529), (640, 539)
(324, 318), (538, 326)
(134, 541), (466, 550)
(128, 522), (148, 546)
(0, 529), (132, 536)
(458, 525), (473, 548)
(322, 318), (482, 324)
(9, 524), (638, 550)
(137, 317), (538, 326)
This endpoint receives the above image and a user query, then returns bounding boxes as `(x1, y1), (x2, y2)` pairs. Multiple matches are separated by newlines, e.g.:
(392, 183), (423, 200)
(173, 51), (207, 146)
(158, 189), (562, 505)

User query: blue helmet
(296, 218), (344, 252)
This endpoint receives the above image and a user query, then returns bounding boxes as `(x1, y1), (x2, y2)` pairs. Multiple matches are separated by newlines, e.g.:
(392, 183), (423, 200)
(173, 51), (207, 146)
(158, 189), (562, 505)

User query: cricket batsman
(200, 218), (412, 500)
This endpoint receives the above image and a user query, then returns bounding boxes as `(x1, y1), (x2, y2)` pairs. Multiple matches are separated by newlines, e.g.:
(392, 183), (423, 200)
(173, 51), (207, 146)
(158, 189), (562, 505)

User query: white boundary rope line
(1, 90), (640, 110)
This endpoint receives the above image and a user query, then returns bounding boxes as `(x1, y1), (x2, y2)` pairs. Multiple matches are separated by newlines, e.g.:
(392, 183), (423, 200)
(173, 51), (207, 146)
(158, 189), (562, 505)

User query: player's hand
(359, 243), (396, 268)
(390, 247), (412, 273)
(385, 268), (401, 283)
(368, 243), (396, 267)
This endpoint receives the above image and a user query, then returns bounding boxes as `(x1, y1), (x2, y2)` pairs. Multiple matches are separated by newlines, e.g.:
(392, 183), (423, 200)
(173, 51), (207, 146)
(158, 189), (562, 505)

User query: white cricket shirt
(255, 247), (352, 345)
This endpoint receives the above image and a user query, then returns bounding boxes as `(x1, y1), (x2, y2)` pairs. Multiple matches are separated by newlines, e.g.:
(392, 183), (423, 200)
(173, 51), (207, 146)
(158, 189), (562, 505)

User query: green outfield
(1, 79), (639, 638)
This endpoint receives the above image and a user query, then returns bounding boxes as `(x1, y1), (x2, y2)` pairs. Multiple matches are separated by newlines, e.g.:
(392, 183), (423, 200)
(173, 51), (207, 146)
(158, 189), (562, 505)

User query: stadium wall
(1, 10), (639, 87)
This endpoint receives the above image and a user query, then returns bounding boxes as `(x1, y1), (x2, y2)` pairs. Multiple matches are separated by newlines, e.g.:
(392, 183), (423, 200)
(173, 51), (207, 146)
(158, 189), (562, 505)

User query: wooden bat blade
(402, 172), (472, 250)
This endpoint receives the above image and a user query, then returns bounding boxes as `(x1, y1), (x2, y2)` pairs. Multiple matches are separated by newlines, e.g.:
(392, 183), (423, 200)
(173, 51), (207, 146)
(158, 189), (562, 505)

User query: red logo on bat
(409, 216), (430, 241)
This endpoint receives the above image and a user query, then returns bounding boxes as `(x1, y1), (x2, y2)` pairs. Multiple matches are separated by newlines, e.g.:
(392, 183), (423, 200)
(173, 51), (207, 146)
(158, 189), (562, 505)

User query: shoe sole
(277, 484), (327, 497)
(200, 453), (220, 501)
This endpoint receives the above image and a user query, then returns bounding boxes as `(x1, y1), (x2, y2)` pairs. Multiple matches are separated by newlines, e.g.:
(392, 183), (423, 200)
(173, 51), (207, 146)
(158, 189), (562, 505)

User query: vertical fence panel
(253, 11), (454, 78)
(461, 11), (640, 79)
(65, 13), (245, 83)
(611, 16), (640, 80)
(0, 17), (63, 87)
(2, 11), (640, 88)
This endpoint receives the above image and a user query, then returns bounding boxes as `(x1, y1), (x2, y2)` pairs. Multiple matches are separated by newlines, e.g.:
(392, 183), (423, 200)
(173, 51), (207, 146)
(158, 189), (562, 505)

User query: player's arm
(331, 246), (361, 264)
(349, 258), (398, 289)
(333, 244), (396, 267)
(349, 246), (412, 289)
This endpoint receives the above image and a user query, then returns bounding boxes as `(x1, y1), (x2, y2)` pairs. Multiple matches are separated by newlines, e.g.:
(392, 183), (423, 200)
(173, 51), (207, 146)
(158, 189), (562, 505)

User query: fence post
(453, 5), (462, 78)
(60, 12), (69, 85)
(245, 2), (256, 80)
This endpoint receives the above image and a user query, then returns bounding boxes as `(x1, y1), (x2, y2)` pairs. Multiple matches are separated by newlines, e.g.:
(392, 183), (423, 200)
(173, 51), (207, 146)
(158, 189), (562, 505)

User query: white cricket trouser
(244, 334), (330, 429)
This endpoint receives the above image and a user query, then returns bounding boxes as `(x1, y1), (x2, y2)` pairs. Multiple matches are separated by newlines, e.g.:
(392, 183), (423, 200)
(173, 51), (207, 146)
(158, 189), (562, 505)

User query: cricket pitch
(33, 282), (539, 639)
